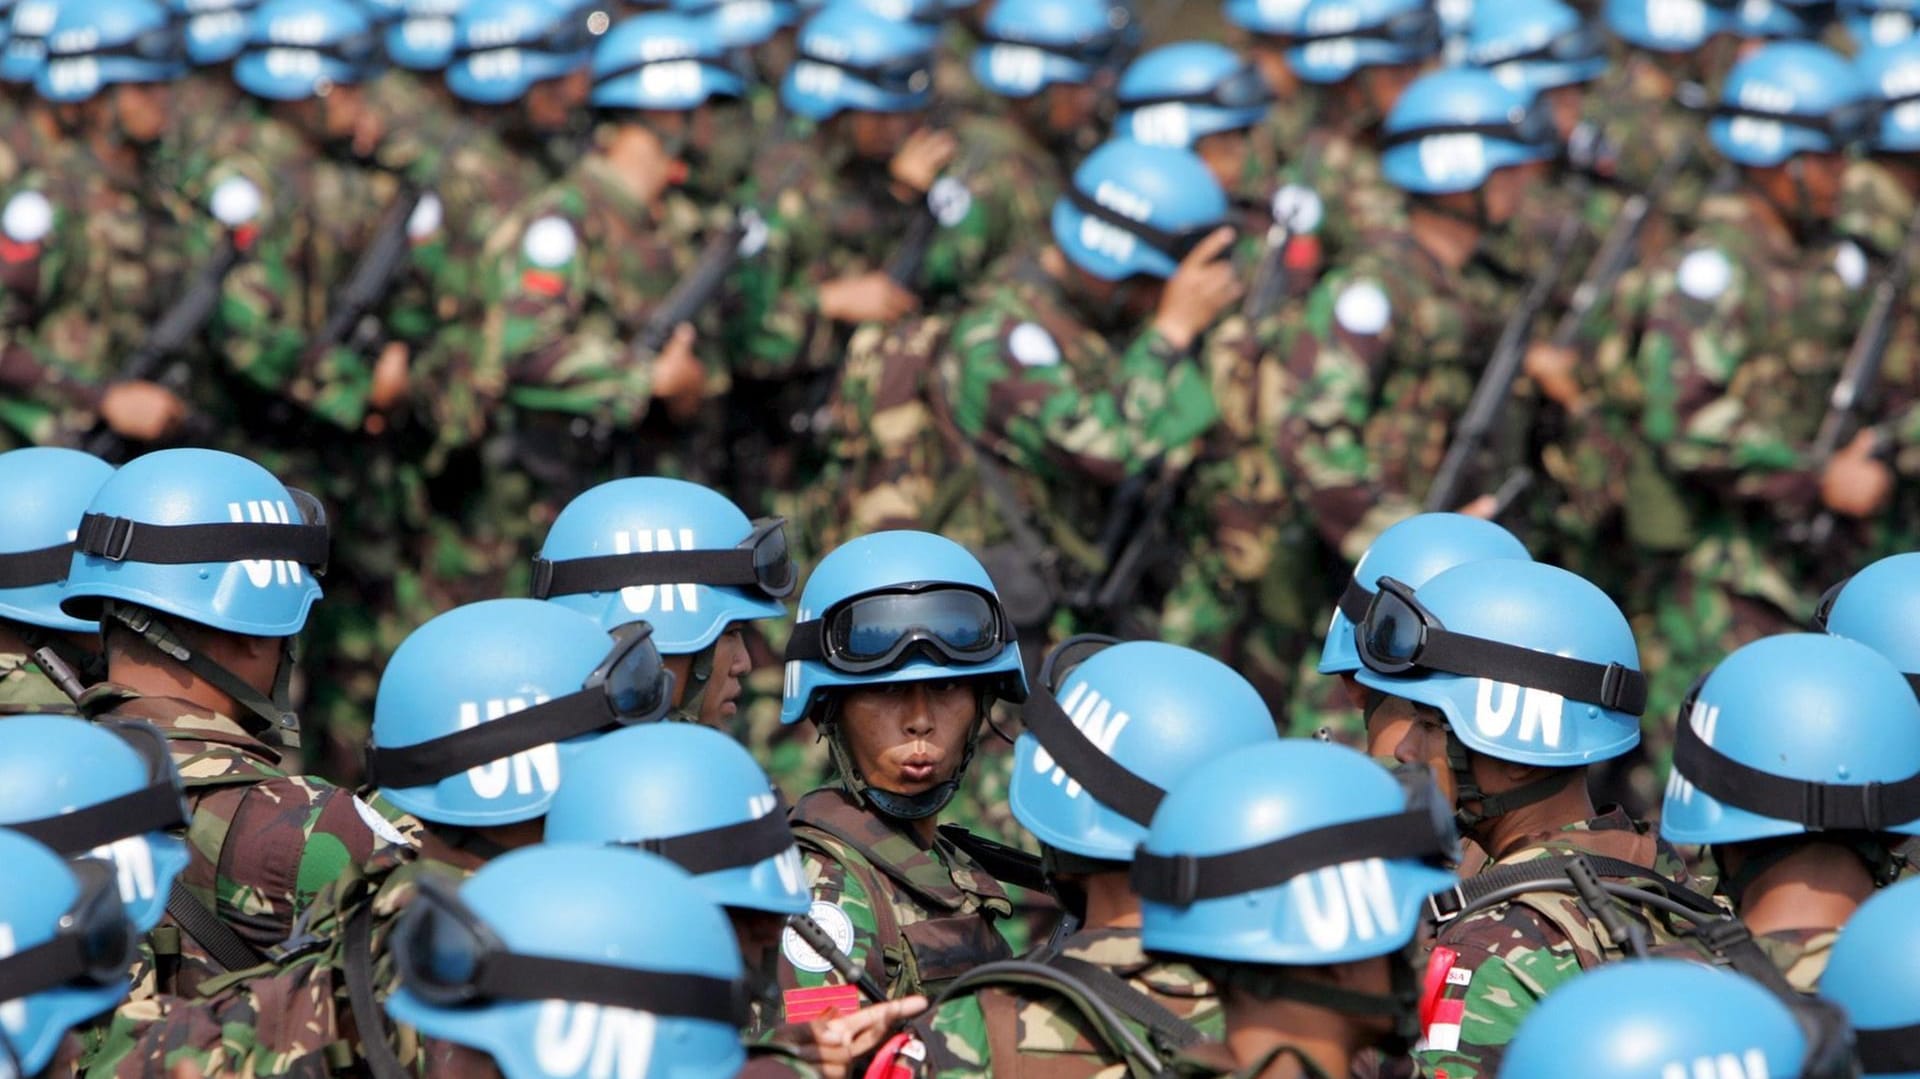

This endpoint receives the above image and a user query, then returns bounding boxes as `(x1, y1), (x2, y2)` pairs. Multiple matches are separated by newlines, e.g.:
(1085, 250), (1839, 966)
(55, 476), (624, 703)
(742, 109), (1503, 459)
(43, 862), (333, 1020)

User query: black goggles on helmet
(1711, 99), (1881, 151)
(1131, 765), (1457, 907)
(394, 872), (750, 1022)
(0, 855), (137, 996)
(1355, 577), (1648, 715)
(1119, 61), (1272, 111)
(785, 582), (1015, 676)
(795, 52), (934, 96)
(452, 2), (607, 60)
(75, 487), (330, 579)
(1379, 101), (1560, 154)
(1292, 6), (1440, 51)
(1671, 674), (1920, 833)
(1022, 636), (1167, 827)
(1468, 21), (1604, 69)
(531, 516), (793, 603)
(6, 720), (188, 857)
(51, 20), (189, 64)
(979, 20), (1130, 69)
(617, 795), (796, 876)
(1856, 1018), (1920, 1076)
(1064, 184), (1222, 264)
(364, 620), (673, 791)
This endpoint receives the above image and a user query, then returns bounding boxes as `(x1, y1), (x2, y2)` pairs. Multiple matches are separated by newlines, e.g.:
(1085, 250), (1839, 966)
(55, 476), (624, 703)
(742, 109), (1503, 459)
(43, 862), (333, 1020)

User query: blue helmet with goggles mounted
(1602, 0), (1733, 52)
(175, 0), (261, 65)
(781, 2), (937, 120)
(0, 829), (137, 1079)
(1052, 139), (1229, 281)
(34, 0), (187, 103)
(1711, 42), (1874, 167)
(385, 845), (747, 1079)
(0, 447), (114, 636)
(545, 723), (809, 916)
(367, 599), (673, 828)
(1225, 0), (1310, 36)
(670, 0), (797, 49)
(445, 0), (605, 105)
(1857, 37), (1920, 153)
(0, 715), (189, 935)
(1287, 0), (1441, 85)
(1815, 553), (1920, 692)
(233, 0), (383, 101)
(1319, 512), (1530, 677)
(1819, 878), (1920, 1079)
(1115, 41), (1274, 147)
(1464, 0), (1605, 95)
(1845, 0), (1920, 49)
(2, 0), (59, 84)
(972, 0), (1132, 99)
(1382, 66), (1559, 194)
(384, 0), (462, 70)
(588, 12), (743, 112)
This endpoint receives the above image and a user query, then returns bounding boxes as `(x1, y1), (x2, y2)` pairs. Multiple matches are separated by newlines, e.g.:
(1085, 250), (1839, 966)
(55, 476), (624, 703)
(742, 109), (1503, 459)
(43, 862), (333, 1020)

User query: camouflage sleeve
(912, 994), (993, 1078)
(0, 178), (109, 444)
(772, 843), (890, 1025)
(729, 151), (836, 381)
(917, 183), (995, 303)
(1414, 922), (1583, 1079)
(81, 971), (346, 1078)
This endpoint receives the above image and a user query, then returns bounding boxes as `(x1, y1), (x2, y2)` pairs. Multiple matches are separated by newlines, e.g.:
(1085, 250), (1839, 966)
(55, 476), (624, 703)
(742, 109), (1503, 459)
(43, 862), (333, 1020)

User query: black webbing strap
(936, 825), (1051, 893)
(8, 784), (189, 855)
(1673, 719), (1920, 833)
(1047, 954), (1204, 1054)
(364, 692), (614, 790)
(0, 542), (74, 588)
(470, 955), (744, 1022)
(75, 512), (328, 568)
(1337, 577), (1372, 625)
(166, 880), (267, 975)
(1131, 808), (1448, 907)
(345, 900), (410, 1079)
(1018, 689), (1165, 828)
(1857, 1022), (1920, 1073)
(930, 960), (1163, 1072)
(530, 549), (754, 599)
(1414, 630), (1647, 715)
(626, 808), (795, 876)
(1427, 853), (1721, 923)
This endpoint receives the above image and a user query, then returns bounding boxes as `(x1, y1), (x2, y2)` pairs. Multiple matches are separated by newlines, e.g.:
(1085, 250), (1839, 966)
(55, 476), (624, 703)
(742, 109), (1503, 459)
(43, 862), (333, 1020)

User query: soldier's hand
(651, 323), (707, 422)
(1820, 429), (1894, 518)
(889, 129), (958, 197)
(170, 1063), (205, 1079)
(1524, 341), (1582, 410)
(819, 272), (920, 324)
(368, 341), (411, 414)
(1153, 228), (1242, 351)
(99, 380), (188, 442)
(810, 995), (928, 1079)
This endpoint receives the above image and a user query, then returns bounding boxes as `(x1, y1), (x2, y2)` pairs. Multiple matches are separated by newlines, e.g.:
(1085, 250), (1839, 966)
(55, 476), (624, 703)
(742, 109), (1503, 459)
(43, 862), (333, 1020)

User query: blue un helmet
(34, 0), (187, 103)
(780, 2), (937, 120)
(234, 0), (383, 100)
(0, 715), (189, 935)
(1856, 38), (1920, 154)
(0, 448), (114, 636)
(1820, 878), (1920, 1079)
(175, 0), (260, 64)
(1287, 0), (1441, 85)
(1135, 741), (1457, 1049)
(367, 599), (673, 828)
(1, 0), (58, 84)
(1115, 41), (1274, 148)
(588, 12), (744, 111)
(972, 0), (1132, 99)
(1659, 634), (1920, 854)
(545, 723), (808, 916)
(1603, 0), (1733, 51)
(1319, 512), (1529, 677)
(1011, 640), (1279, 864)
(1381, 66), (1558, 194)
(445, 0), (606, 105)
(1052, 139), (1229, 281)
(1846, 0), (1920, 49)
(1710, 42), (1874, 167)
(1731, 0), (1836, 39)
(384, 0), (462, 70)
(1225, 0), (1309, 37)
(1463, 0), (1605, 96)
(1503, 959), (1849, 1079)
(1815, 553), (1920, 692)
(385, 846), (747, 1079)
(669, 0), (797, 50)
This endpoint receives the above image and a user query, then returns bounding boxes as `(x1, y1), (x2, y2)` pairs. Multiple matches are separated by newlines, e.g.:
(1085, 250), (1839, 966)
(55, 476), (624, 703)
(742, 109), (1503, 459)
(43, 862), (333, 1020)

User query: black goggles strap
(75, 512), (328, 569)
(532, 549), (759, 599)
(782, 620), (834, 663)
(624, 806), (794, 876)
(8, 783), (188, 856)
(1672, 719), (1920, 832)
(1379, 121), (1551, 151)
(1408, 629), (1647, 715)
(1131, 808), (1449, 907)
(0, 934), (94, 998)
(1021, 689), (1164, 827)
(473, 955), (744, 1024)
(0, 541), (75, 589)
(365, 691), (619, 791)
(1064, 185), (1213, 264)
(1337, 577), (1372, 625)
(1857, 1022), (1920, 1074)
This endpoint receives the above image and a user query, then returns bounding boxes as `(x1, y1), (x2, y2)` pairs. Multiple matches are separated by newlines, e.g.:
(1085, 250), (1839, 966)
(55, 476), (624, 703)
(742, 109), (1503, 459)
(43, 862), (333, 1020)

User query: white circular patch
(521, 216), (577, 269)
(352, 796), (412, 847)
(737, 207), (769, 258)
(1271, 183), (1323, 235)
(407, 192), (443, 241)
(928, 176), (973, 228)
(209, 176), (262, 228)
(1334, 281), (1390, 336)
(1676, 248), (1732, 302)
(1007, 322), (1061, 367)
(2, 190), (53, 244)
(1834, 241), (1868, 291)
(781, 900), (854, 974)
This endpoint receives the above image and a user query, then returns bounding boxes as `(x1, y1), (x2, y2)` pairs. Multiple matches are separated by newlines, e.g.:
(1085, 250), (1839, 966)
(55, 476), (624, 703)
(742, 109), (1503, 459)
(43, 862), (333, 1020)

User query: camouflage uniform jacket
(773, 789), (1014, 1025)
(1652, 925), (1838, 996)
(905, 925), (1223, 1078)
(0, 648), (75, 714)
(1414, 809), (1699, 1079)
(1171, 1040), (1335, 1079)
(77, 683), (416, 1000)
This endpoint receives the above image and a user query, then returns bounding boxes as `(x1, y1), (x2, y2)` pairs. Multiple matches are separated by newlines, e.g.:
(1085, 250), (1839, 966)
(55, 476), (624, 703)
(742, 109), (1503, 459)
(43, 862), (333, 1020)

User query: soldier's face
(1247, 39), (1300, 99)
(838, 679), (979, 795)
(112, 83), (171, 144)
(1759, 152), (1847, 221)
(1195, 129), (1251, 193)
(1483, 161), (1548, 226)
(847, 110), (917, 161)
(729, 907), (788, 997)
(665, 625), (753, 728)
(420, 1038), (504, 1078)
(1389, 700), (1457, 804)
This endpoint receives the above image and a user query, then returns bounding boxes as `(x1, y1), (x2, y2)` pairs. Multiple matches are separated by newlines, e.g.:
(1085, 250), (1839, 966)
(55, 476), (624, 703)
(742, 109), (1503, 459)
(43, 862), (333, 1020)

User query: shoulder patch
(1834, 240), (1867, 291)
(928, 176), (973, 228)
(521, 215), (577, 269)
(407, 192), (444, 242)
(737, 207), (769, 258)
(1007, 322), (1061, 367)
(1334, 280), (1390, 336)
(781, 899), (855, 974)
(1272, 182), (1324, 235)
(1676, 248), (1732, 302)
(209, 176), (263, 229)
(2, 190), (53, 244)
(352, 795), (411, 848)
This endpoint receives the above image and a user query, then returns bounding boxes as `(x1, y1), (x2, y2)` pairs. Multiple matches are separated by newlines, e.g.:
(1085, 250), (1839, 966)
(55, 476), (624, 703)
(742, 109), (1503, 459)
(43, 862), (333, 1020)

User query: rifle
(637, 212), (758, 360)
(301, 179), (427, 365)
(787, 912), (888, 1004)
(1085, 456), (1187, 632)
(1546, 144), (1693, 351)
(1797, 200), (1920, 547)
(1241, 179), (1323, 321)
(1422, 213), (1584, 513)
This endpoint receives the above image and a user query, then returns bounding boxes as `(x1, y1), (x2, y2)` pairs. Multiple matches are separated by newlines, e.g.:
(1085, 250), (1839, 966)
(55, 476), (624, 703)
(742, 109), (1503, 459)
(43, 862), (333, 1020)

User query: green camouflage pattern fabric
(1414, 809), (1701, 1079)
(1578, 52), (1719, 238)
(1171, 1041), (1335, 1079)
(0, 649), (77, 714)
(80, 965), (346, 1078)
(1653, 925), (1837, 996)
(907, 926), (1223, 1078)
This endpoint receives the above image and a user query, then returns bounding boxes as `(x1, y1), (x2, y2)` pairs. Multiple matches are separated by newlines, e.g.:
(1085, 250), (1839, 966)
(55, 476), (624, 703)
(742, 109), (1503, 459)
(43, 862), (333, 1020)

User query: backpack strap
(344, 897), (411, 1079)
(165, 880), (266, 975)
(929, 960), (1173, 1078)
(1046, 955), (1204, 1054)
(1429, 853), (1720, 925)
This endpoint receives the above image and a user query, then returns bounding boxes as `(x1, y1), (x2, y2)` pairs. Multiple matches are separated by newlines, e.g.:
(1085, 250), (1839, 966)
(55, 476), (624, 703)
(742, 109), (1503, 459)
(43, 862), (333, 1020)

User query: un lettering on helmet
(92, 836), (159, 906)
(615, 528), (700, 615)
(1472, 681), (1564, 749)
(41, 57), (98, 97)
(1293, 858), (1402, 952)
(230, 500), (307, 588)
(0, 924), (23, 1035)
(791, 60), (844, 98)
(1416, 133), (1487, 189)
(1646, 0), (1708, 42)
(469, 47), (524, 81)
(1031, 682), (1134, 800)
(1657, 1051), (1770, 1079)
(988, 44), (1046, 92)
(639, 60), (702, 100)
(1663, 695), (1720, 807)
(459, 698), (561, 800)
(1129, 103), (1193, 146)
(535, 1001), (657, 1079)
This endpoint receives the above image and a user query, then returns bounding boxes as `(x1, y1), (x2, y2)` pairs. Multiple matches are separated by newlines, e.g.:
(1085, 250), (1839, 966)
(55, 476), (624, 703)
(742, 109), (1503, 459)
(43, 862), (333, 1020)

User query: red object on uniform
(1421, 945), (1459, 1030)
(1283, 235), (1321, 272)
(234, 224), (259, 252)
(783, 983), (862, 1024)
(863, 1032), (926, 1079)
(0, 237), (39, 264)
(520, 268), (566, 298)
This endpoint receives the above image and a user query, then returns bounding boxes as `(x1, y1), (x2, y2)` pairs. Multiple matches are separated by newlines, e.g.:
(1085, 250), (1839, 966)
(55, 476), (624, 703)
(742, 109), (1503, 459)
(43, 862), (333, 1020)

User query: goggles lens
(594, 621), (672, 721)
(397, 878), (489, 1005)
(831, 588), (999, 661)
(1359, 580), (1429, 673)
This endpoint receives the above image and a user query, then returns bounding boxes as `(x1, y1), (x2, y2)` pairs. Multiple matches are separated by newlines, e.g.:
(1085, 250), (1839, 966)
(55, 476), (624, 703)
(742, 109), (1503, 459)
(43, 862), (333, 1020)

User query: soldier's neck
(1739, 188), (1798, 252)
(106, 654), (239, 721)
(1224, 996), (1353, 1079)
(1082, 872), (1141, 930)
(1735, 842), (1874, 936)
(1474, 773), (1597, 862)
(0, 622), (31, 655)
(1407, 207), (1481, 274)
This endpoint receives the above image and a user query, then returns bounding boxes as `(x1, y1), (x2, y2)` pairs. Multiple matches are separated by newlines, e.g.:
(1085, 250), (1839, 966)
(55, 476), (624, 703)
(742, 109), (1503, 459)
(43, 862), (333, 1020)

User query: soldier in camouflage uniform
(1347, 559), (1699, 1078)
(1137, 740), (1460, 1079)
(0, 448), (114, 714)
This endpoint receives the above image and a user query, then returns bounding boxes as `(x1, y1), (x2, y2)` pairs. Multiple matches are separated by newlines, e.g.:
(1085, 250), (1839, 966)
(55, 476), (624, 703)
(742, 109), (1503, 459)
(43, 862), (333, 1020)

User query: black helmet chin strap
(1446, 729), (1575, 833)
(668, 641), (719, 724)
(104, 601), (300, 750)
